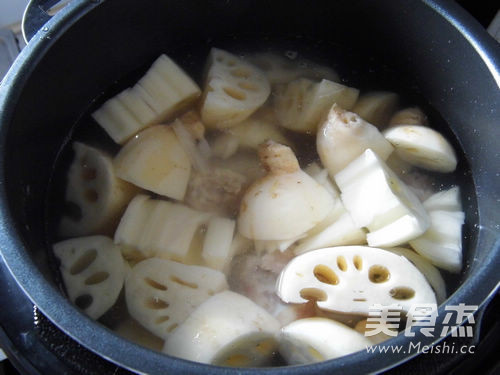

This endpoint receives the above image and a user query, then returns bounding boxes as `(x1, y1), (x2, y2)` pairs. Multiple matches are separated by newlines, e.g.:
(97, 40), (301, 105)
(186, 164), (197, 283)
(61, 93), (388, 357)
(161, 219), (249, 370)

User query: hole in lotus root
(167, 323), (178, 333)
(313, 264), (339, 285)
(390, 287), (415, 300)
(238, 81), (258, 91)
(85, 189), (98, 203)
(144, 278), (168, 291)
(369, 265), (391, 283)
(223, 87), (246, 101)
(170, 276), (198, 289)
(300, 288), (327, 302)
(75, 294), (93, 310)
(353, 255), (363, 270)
(353, 298), (367, 302)
(70, 248), (97, 275)
(231, 68), (251, 78)
(337, 256), (348, 271)
(224, 354), (250, 367)
(64, 201), (82, 221)
(155, 316), (170, 324)
(84, 271), (109, 285)
(145, 298), (170, 309)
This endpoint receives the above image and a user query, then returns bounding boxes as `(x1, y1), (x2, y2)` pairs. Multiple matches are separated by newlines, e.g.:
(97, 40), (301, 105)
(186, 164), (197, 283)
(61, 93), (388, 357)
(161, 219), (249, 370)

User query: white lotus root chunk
(200, 48), (271, 128)
(114, 125), (191, 200)
(226, 117), (293, 150)
(211, 111), (294, 160)
(91, 88), (153, 145)
(171, 119), (211, 173)
(276, 246), (436, 315)
(59, 142), (138, 237)
(53, 235), (127, 319)
(385, 153), (414, 177)
(238, 141), (334, 241)
(383, 125), (457, 172)
(202, 216), (236, 273)
(296, 164), (366, 253)
(385, 247), (446, 303)
(423, 186), (462, 211)
(247, 52), (339, 85)
(254, 233), (307, 254)
(274, 78), (359, 133)
(92, 54), (201, 143)
(335, 149), (430, 247)
(114, 194), (211, 263)
(409, 187), (465, 273)
(304, 163), (341, 201)
(210, 133), (240, 159)
(352, 91), (399, 128)
(163, 291), (280, 366)
(177, 110), (206, 140)
(389, 107), (428, 126)
(279, 318), (372, 365)
(293, 165), (364, 253)
(354, 319), (396, 345)
(317, 104), (394, 177)
(294, 200), (367, 255)
(125, 258), (228, 339)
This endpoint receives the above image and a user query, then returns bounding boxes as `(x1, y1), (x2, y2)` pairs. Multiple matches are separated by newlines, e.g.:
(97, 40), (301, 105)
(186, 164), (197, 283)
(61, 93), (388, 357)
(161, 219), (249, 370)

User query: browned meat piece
(185, 168), (247, 216)
(229, 251), (315, 326)
(260, 249), (296, 274)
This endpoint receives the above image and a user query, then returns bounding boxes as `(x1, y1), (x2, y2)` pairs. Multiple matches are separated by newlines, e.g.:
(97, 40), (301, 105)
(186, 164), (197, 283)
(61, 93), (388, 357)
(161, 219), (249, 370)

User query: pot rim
(0, 0), (499, 374)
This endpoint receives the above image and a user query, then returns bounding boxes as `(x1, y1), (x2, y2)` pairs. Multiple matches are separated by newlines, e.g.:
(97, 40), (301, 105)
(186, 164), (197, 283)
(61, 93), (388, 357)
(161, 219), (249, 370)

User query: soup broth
(47, 43), (469, 367)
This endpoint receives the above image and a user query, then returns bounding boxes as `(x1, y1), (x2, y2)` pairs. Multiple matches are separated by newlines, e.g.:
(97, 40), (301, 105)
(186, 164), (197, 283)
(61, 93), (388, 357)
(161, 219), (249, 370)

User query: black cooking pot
(0, 0), (499, 373)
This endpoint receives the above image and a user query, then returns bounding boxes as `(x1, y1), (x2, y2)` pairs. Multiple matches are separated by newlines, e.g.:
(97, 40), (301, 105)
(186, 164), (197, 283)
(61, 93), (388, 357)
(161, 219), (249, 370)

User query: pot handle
(22, 0), (68, 43)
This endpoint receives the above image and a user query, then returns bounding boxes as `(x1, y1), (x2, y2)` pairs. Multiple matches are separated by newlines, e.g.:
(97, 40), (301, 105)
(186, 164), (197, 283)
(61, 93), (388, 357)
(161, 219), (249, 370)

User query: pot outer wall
(0, 0), (499, 374)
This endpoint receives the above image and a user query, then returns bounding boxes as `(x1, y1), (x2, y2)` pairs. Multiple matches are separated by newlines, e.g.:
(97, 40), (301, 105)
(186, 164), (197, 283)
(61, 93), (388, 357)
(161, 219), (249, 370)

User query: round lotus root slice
(53, 235), (127, 319)
(125, 258), (228, 339)
(276, 246), (436, 315)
